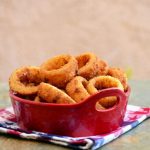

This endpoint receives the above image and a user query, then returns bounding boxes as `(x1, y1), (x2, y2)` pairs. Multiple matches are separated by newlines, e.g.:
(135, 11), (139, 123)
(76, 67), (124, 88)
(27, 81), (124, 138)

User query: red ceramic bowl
(10, 87), (130, 137)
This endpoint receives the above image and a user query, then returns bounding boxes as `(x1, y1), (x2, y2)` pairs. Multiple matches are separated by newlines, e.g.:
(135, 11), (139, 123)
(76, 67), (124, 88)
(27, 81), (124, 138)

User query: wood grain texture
(0, 0), (150, 81)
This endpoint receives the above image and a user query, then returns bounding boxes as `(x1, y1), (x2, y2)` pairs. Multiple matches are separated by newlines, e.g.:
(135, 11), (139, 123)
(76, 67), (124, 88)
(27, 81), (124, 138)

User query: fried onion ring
(87, 76), (124, 108)
(76, 53), (99, 80)
(9, 66), (44, 95)
(66, 76), (105, 109)
(40, 55), (78, 88)
(107, 67), (128, 91)
(66, 76), (90, 103)
(34, 96), (41, 102)
(38, 82), (76, 104)
(96, 103), (106, 110)
(97, 59), (108, 75)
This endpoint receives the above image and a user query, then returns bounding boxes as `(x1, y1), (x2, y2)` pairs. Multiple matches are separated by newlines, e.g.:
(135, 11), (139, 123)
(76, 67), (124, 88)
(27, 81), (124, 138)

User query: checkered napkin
(0, 105), (149, 150)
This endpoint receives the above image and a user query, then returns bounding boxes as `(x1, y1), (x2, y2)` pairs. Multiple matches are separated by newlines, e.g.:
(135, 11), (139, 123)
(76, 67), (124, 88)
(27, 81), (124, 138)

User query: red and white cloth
(0, 105), (149, 150)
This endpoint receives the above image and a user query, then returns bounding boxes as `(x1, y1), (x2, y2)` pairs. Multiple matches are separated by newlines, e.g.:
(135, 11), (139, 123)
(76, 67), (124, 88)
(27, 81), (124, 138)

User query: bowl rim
(10, 86), (131, 109)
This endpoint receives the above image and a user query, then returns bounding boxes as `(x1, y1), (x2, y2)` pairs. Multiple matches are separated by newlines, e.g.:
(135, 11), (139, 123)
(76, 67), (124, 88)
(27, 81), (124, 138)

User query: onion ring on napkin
(107, 67), (128, 91)
(40, 55), (78, 88)
(87, 76), (124, 108)
(76, 53), (99, 80)
(97, 59), (108, 76)
(9, 66), (44, 95)
(66, 76), (90, 103)
(38, 82), (76, 104)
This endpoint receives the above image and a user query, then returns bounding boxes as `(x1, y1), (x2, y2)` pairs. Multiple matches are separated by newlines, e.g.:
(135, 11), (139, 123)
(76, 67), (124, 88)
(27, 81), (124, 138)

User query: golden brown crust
(9, 53), (128, 106)
(76, 53), (99, 80)
(38, 82), (76, 104)
(99, 97), (118, 108)
(9, 66), (44, 95)
(96, 103), (106, 110)
(40, 55), (78, 88)
(34, 96), (41, 102)
(97, 59), (109, 76)
(66, 76), (90, 103)
(87, 76), (124, 108)
(107, 67), (128, 91)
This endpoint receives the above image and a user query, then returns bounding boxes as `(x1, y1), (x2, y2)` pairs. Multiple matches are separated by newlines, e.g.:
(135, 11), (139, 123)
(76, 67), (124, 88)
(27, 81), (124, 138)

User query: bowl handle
(83, 88), (127, 111)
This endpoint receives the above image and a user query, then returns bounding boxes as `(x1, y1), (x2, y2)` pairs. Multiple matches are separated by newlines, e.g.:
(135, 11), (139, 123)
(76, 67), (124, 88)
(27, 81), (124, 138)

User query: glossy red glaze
(10, 87), (130, 137)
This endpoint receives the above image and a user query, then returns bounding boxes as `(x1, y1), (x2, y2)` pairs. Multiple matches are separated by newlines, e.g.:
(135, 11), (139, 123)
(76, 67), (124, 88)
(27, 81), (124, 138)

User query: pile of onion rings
(9, 52), (128, 109)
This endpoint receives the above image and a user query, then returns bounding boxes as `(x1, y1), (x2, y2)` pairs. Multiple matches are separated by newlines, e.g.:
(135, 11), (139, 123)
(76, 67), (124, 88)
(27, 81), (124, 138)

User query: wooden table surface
(0, 80), (149, 150)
